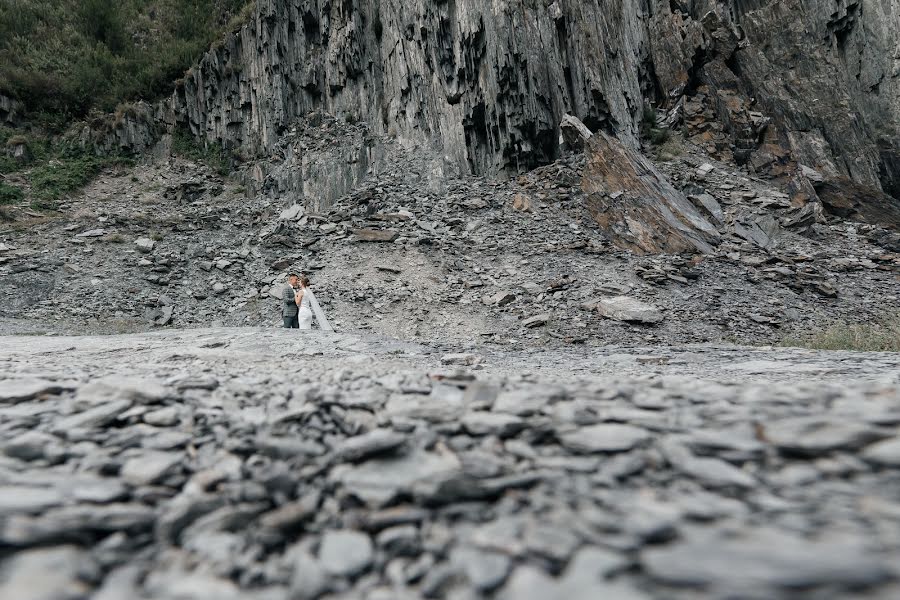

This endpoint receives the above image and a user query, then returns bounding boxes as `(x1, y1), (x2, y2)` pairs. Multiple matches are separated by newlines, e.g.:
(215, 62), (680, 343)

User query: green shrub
(171, 126), (231, 176)
(780, 313), (900, 352)
(28, 145), (132, 202)
(648, 128), (670, 145)
(640, 104), (672, 146)
(642, 105), (658, 129)
(0, 181), (23, 204)
(0, 1), (253, 126)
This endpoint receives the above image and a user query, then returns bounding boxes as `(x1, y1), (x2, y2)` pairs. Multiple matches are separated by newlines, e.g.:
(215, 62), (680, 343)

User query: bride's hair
(299, 276), (310, 287)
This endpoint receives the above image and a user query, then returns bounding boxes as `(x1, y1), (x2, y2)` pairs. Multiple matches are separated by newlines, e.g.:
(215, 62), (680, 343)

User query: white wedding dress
(297, 291), (313, 329)
(295, 286), (334, 331)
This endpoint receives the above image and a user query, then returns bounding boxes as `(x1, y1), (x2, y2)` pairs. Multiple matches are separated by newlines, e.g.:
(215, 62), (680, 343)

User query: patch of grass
(780, 313), (900, 352)
(655, 134), (684, 161)
(28, 145), (133, 203)
(171, 126), (231, 176)
(29, 198), (59, 211)
(225, 2), (255, 34)
(0, 129), (53, 173)
(0, 181), (23, 204)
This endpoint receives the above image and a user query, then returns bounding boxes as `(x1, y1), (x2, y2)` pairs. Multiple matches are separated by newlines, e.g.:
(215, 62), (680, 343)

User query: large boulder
(815, 179), (900, 230)
(580, 127), (721, 255)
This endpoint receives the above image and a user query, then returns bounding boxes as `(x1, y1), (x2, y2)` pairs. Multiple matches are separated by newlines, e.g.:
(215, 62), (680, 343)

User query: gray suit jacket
(283, 286), (299, 317)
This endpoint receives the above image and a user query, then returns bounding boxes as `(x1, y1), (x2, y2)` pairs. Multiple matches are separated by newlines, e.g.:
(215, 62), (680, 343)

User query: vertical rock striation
(58, 0), (888, 217)
(166, 0), (652, 176)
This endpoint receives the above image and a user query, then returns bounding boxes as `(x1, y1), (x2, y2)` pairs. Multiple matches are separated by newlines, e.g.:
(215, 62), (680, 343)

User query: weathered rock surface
(0, 329), (898, 598)
(816, 179), (900, 230)
(595, 296), (664, 324)
(582, 128), (721, 254)
(170, 0), (648, 178)
(152, 0), (897, 206)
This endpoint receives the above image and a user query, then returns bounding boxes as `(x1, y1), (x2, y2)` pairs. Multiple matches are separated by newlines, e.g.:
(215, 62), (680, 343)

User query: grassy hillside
(0, 0), (251, 129)
(0, 1), (251, 213)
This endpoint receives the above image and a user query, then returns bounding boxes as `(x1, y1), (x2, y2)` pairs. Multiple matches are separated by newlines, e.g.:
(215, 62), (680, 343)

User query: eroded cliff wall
(649, 0), (899, 196)
(167, 0), (653, 176)
(159, 0), (898, 199)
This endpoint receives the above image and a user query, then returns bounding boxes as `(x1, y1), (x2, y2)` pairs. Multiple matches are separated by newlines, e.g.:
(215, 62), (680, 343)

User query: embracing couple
(282, 271), (313, 329)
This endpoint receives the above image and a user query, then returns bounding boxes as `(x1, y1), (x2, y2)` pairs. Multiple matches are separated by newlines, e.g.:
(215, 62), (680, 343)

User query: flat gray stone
(52, 399), (132, 434)
(0, 486), (65, 516)
(69, 478), (128, 504)
(643, 528), (892, 592)
(498, 554), (648, 600)
(143, 406), (179, 426)
(332, 429), (407, 463)
(318, 529), (374, 577)
(451, 546), (512, 592)
(1, 503), (156, 546)
(332, 449), (461, 507)
(683, 429), (765, 459)
(75, 228), (106, 237)
(375, 524), (420, 557)
(675, 454), (756, 489)
(143, 569), (242, 600)
(522, 313), (550, 328)
(0, 545), (92, 600)
(134, 237), (155, 253)
(497, 565), (558, 600)
(559, 424), (651, 453)
(597, 296), (663, 324)
(863, 437), (900, 467)
(661, 440), (756, 489)
(3, 431), (59, 461)
(0, 379), (66, 404)
(765, 417), (886, 456)
(76, 376), (169, 404)
(493, 386), (564, 416)
(461, 412), (526, 437)
(523, 522), (580, 564)
(156, 493), (226, 543)
(288, 549), (328, 600)
(121, 451), (183, 486)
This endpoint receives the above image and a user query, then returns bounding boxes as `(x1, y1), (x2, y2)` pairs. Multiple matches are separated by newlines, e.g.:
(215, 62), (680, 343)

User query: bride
(294, 275), (314, 329)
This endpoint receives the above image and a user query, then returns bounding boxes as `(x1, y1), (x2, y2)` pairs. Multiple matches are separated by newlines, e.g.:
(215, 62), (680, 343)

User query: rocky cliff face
(647, 0), (898, 199)
(56, 0), (900, 250)
(145, 0), (898, 206)
(167, 0), (652, 177)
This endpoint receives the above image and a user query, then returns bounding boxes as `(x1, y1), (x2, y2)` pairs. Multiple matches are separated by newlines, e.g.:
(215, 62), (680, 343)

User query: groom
(282, 271), (302, 328)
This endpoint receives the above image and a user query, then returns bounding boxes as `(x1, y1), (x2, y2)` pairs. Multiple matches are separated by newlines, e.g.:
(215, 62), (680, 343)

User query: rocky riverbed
(2, 327), (899, 599)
